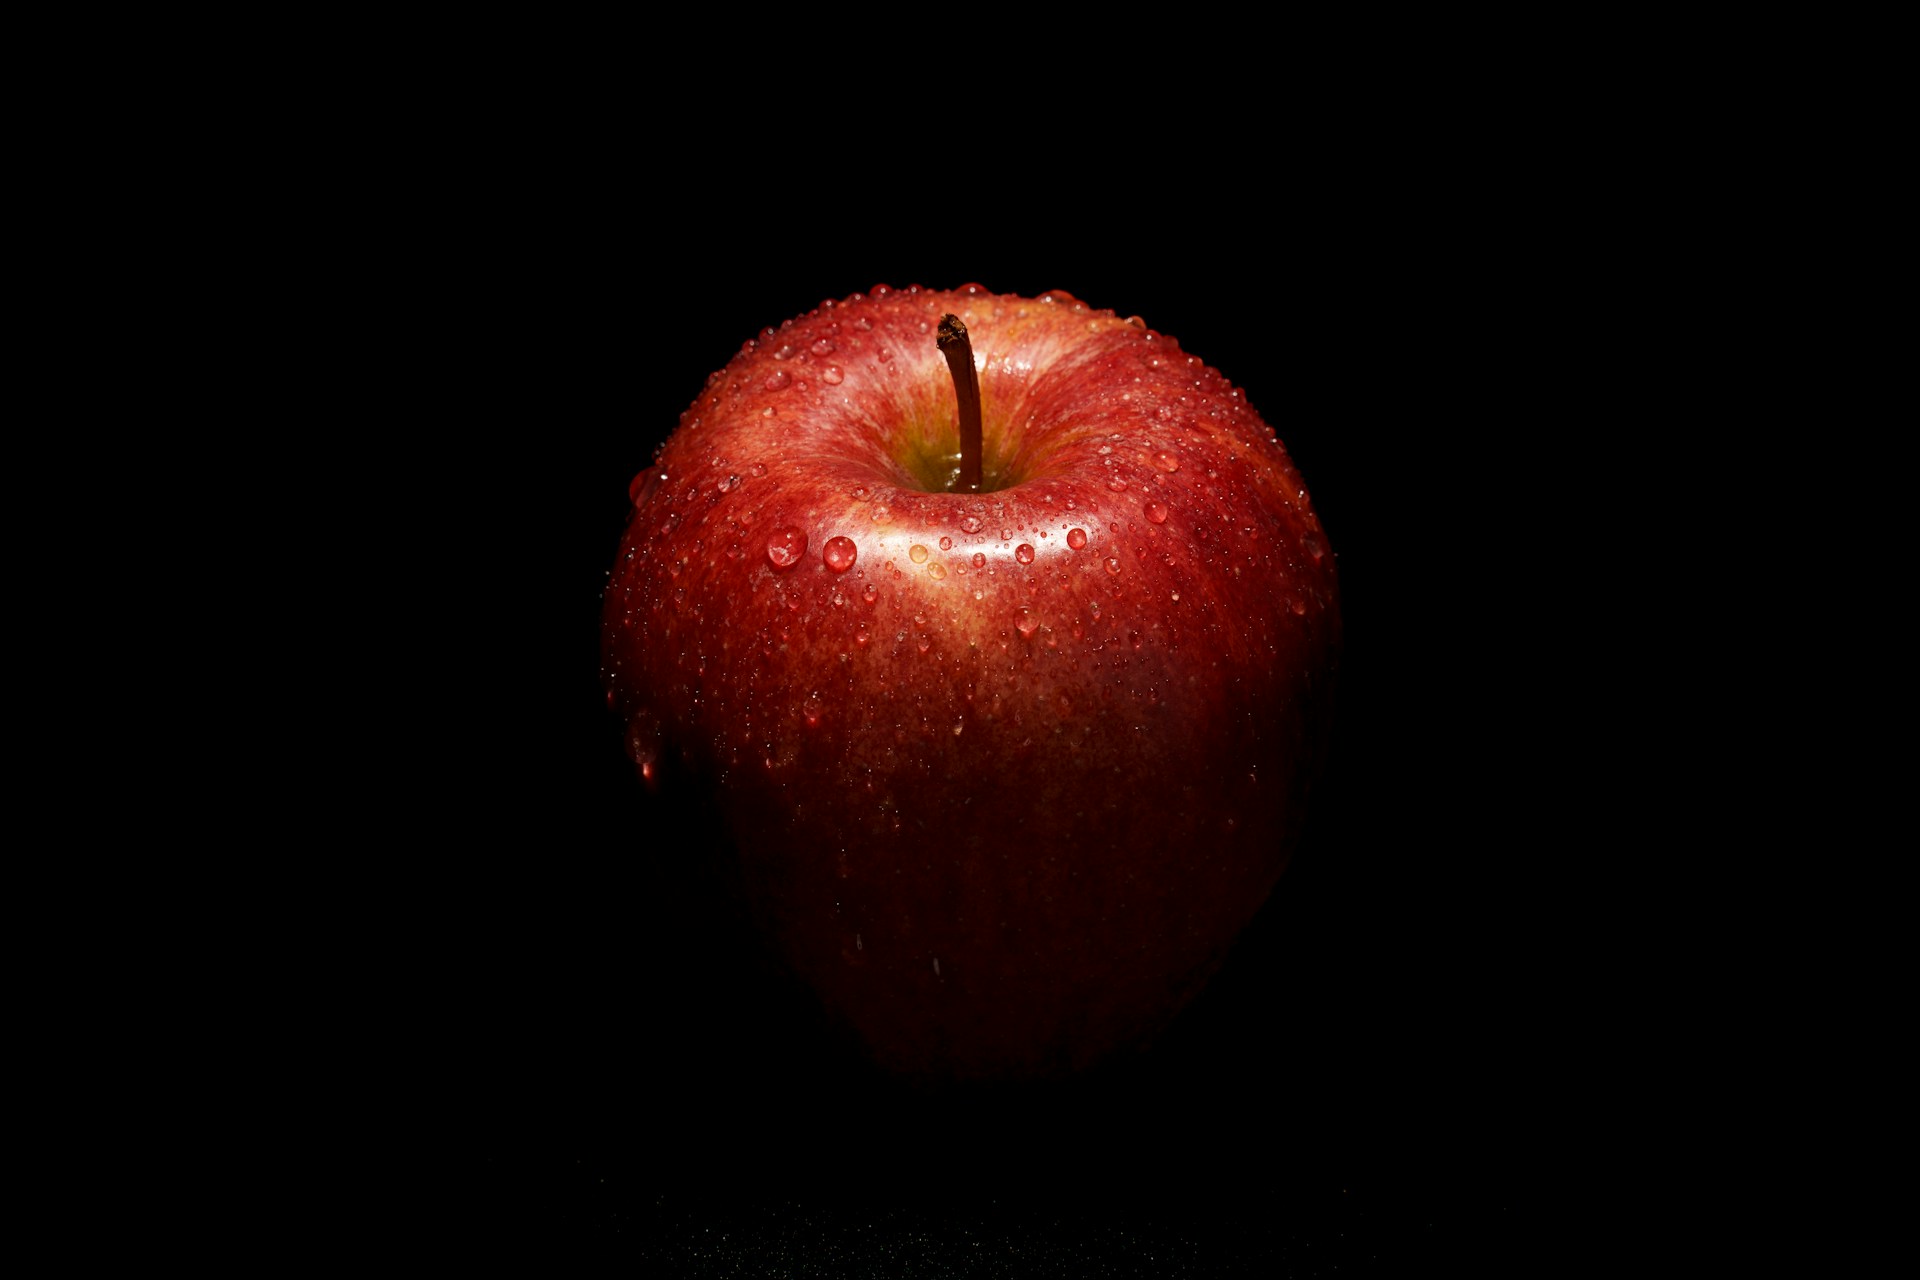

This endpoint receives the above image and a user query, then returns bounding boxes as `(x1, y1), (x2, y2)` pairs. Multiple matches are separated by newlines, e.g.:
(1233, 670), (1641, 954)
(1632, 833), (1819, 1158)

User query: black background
(406, 125), (1589, 1270)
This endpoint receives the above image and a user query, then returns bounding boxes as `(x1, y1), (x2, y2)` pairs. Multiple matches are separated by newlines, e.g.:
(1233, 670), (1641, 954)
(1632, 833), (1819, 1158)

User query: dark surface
(398, 138), (1585, 1269)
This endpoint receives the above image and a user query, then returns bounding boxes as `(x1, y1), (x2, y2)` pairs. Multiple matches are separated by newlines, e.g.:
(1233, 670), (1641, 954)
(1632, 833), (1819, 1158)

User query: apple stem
(937, 314), (983, 493)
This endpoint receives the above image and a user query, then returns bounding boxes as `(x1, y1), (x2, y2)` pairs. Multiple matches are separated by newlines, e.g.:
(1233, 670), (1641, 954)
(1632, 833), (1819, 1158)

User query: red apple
(601, 283), (1340, 1080)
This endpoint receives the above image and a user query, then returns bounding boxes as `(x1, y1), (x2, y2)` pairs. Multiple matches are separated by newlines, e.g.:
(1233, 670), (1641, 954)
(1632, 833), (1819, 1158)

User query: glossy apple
(601, 283), (1340, 1080)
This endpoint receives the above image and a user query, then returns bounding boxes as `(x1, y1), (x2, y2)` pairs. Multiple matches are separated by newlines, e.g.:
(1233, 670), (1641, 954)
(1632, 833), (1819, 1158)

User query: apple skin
(601, 283), (1340, 1080)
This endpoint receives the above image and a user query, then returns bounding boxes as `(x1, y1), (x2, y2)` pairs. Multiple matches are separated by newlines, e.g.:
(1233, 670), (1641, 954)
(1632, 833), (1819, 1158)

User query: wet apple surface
(602, 284), (1342, 1079)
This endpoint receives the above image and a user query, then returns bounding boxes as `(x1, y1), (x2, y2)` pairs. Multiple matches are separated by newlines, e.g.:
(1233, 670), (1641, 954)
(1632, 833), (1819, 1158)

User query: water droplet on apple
(823, 536), (858, 573)
(927, 563), (947, 580)
(1016, 610), (1039, 638)
(751, 463), (768, 478)
(862, 583), (878, 605)
(630, 470), (664, 506)
(938, 536), (953, 551)
(627, 724), (660, 787)
(909, 544), (930, 564)
(960, 515), (983, 534)
(1154, 451), (1180, 472)
(1107, 477), (1128, 492)
(1144, 499), (1169, 524)
(1105, 557), (1121, 575)
(803, 694), (822, 726)
(971, 552), (986, 569)
(1305, 533), (1325, 562)
(764, 369), (792, 392)
(717, 474), (739, 494)
(822, 365), (844, 385)
(811, 338), (837, 356)
(1015, 544), (1035, 565)
(1067, 528), (1088, 550)
(917, 634), (932, 654)
(766, 528), (807, 569)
